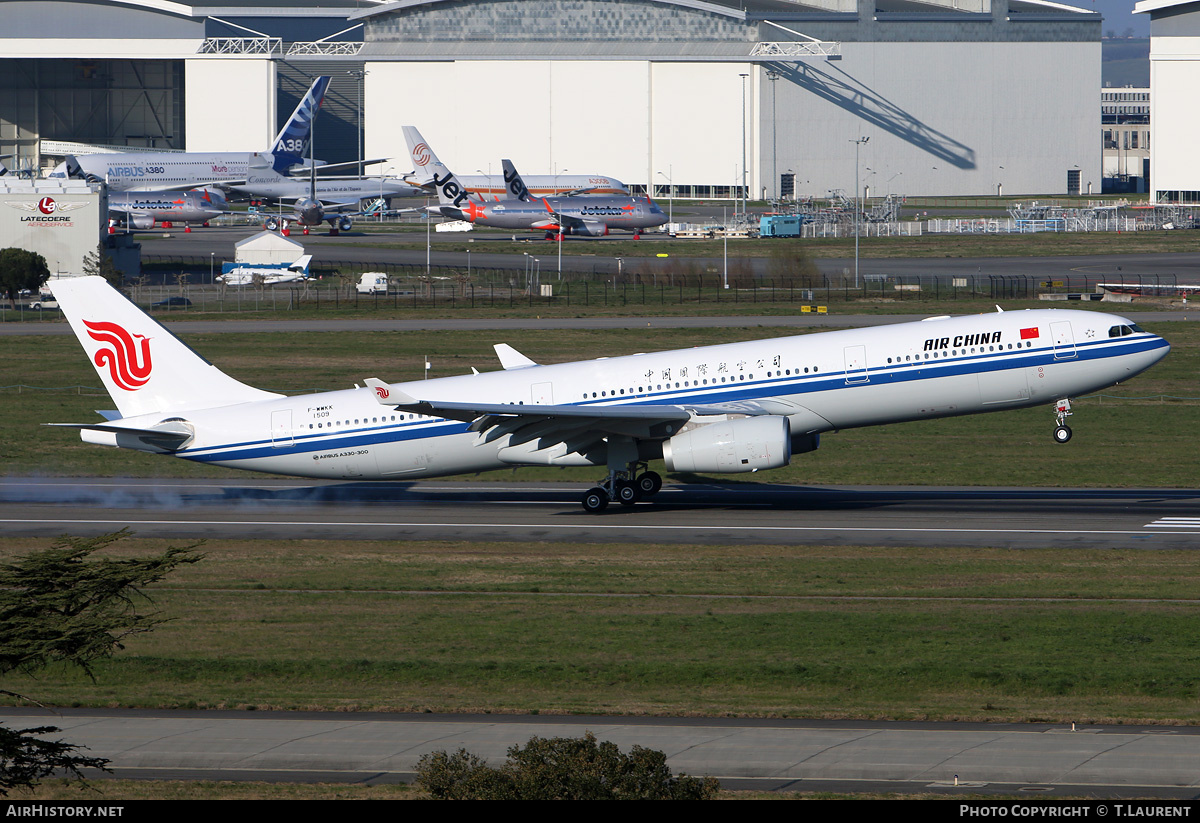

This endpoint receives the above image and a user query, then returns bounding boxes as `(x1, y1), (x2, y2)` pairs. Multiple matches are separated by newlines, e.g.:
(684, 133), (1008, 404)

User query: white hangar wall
(365, 60), (743, 190)
(1148, 40), (1200, 199)
(769, 40), (1101, 199)
(366, 45), (1097, 199)
(1137, 0), (1200, 202)
(184, 59), (277, 154)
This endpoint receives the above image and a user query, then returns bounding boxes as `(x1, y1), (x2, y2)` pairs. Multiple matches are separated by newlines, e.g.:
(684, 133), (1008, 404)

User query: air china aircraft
(50, 276), (1168, 512)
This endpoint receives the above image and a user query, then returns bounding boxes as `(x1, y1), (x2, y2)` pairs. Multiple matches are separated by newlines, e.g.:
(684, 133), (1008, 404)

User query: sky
(1083, 0), (1149, 37)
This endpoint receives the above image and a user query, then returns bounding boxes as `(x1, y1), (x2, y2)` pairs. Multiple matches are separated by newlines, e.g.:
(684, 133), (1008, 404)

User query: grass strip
(4, 538), (1200, 723)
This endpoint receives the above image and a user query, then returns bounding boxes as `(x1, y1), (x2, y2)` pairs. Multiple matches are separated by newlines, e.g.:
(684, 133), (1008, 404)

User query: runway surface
(3, 707), (1199, 796)
(3, 478), (1198, 549)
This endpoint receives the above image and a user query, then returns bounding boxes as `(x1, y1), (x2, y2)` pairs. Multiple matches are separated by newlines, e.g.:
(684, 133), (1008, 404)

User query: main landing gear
(581, 463), (663, 513)
(1053, 398), (1073, 444)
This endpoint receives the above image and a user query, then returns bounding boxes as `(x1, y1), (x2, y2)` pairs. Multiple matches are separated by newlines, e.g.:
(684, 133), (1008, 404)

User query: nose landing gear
(1053, 398), (1073, 444)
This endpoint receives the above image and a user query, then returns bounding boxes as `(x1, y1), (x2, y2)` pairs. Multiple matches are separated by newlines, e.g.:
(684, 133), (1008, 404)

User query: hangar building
(1135, 0), (1200, 203)
(0, 0), (1101, 199)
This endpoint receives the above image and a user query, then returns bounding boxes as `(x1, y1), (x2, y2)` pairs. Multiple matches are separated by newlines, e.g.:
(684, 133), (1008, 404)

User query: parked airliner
(108, 187), (228, 230)
(50, 276), (1168, 512)
(49, 77), (332, 191)
(404, 127), (667, 237)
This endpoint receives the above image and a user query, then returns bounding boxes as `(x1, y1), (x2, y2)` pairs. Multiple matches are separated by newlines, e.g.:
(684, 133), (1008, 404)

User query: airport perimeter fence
(2, 260), (1180, 321)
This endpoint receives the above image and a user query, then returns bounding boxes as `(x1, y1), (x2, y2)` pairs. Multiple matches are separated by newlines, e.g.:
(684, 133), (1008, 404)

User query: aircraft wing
(289, 158), (390, 175)
(363, 378), (777, 448)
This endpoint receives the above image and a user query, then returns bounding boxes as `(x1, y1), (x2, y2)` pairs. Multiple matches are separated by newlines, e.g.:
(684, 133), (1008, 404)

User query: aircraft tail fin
(289, 254), (313, 273)
(269, 75), (331, 175)
(403, 126), (475, 209)
(501, 159), (534, 202)
(53, 276), (282, 418)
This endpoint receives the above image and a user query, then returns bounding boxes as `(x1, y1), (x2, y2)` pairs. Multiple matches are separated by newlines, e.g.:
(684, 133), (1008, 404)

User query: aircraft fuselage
(93, 309), (1168, 481)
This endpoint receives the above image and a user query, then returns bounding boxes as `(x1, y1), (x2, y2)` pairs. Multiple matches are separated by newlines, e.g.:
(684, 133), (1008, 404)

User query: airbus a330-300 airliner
(51, 277), (1169, 512)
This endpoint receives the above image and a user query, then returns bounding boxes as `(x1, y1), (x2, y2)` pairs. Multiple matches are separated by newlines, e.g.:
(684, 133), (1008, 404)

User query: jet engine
(569, 220), (608, 237)
(661, 415), (791, 474)
(337, 216), (353, 232)
(295, 198), (324, 226)
(128, 214), (155, 230)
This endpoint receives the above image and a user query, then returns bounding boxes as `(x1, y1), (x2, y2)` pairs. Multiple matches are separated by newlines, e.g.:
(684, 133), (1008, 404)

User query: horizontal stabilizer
(45, 421), (194, 452)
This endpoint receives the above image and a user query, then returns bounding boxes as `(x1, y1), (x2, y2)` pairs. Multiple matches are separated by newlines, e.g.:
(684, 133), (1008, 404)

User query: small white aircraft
(217, 254), (313, 287)
(50, 276), (1169, 512)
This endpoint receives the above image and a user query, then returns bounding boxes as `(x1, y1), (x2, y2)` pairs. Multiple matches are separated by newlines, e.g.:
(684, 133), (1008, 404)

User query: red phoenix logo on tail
(374, 385), (390, 400)
(83, 319), (152, 391)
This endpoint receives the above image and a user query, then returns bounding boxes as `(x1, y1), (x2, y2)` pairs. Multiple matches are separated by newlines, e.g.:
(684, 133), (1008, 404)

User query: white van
(356, 273), (388, 295)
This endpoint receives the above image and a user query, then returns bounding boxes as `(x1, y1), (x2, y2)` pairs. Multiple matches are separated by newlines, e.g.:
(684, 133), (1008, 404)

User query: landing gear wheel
(615, 481), (640, 506)
(1053, 425), (1073, 444)
(636, 471), (662, 497)
(582, 487), (609, 513)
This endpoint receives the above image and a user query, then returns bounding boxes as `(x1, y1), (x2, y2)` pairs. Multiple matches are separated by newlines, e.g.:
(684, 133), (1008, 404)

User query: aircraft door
(270, 409), (294, 447)
(843, 345), (869, 384)
(1051, 321), (1077, 360)
(532, 382), (554, 404)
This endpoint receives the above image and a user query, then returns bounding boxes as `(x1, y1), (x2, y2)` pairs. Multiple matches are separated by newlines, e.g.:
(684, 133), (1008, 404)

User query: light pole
(656, 167), (673, 225)
(739, 72), (749, 220)
(767, 70), (779, 202)
(209, 252), (214, 286)
(347, 69), (367, 177)
(722, 205), (729, 289)
(554, 165), (567, 276)
(851, 136), (869, 289)
(379, 165), (393, 222)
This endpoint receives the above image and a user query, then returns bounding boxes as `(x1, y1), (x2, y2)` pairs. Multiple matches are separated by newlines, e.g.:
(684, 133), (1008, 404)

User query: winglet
(494, 344), (539, 370)
(364, 378), (418, 406)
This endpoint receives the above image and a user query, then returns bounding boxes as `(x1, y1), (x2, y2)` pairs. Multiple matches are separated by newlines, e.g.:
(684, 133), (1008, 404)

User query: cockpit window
(1129, 323), (1146, 333)
(1109, 324), (1141, 338)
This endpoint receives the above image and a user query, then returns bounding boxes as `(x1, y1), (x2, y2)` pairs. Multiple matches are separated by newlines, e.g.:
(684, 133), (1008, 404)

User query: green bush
(415, 731), (719, 800)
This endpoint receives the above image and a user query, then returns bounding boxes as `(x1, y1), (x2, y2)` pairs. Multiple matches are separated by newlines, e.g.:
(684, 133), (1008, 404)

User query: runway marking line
(3, 518), (1200, 538)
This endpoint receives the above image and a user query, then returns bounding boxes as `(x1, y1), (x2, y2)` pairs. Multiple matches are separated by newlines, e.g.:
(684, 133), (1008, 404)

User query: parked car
(152, 296), (192, 308)
(30, 291), (58, 310)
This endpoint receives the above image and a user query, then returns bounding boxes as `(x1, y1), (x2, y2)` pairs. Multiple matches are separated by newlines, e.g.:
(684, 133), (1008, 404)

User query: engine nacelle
(337, 216), (353, 232)
(570, 220), (608, 237)
(662, 415), (791, 474)
(295, 198), (324, 226)
(128, 214), (155, 230)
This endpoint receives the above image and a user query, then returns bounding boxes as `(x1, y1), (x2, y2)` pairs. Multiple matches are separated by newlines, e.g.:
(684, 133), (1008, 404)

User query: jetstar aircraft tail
(53, 276), (282, 418)
(268, 75), (331, 175)
(501, 159), (534, 202)
(402, 126), (477, 210)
